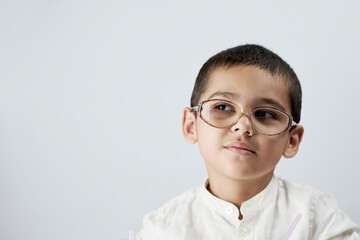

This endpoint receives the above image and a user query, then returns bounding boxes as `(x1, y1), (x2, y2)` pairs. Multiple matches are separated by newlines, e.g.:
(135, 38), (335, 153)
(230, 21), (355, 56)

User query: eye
(212, 102), (237, 112)
(254, 109), (277, 119)
(214, 104), (233, 111)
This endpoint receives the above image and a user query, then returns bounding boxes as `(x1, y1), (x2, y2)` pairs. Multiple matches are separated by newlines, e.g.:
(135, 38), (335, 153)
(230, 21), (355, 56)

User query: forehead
(203, 65), (291, 112)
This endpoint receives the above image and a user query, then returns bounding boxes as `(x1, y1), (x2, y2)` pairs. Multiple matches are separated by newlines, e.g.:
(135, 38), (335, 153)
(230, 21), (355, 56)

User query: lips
(224, 142), (256, 155)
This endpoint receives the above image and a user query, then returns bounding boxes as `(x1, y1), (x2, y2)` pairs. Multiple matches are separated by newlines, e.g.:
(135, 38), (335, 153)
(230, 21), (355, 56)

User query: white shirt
(137, 176), (360, 240)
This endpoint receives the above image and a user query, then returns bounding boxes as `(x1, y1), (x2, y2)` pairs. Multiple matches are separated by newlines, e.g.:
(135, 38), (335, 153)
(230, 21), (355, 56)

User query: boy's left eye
(253, 109), (277, 119)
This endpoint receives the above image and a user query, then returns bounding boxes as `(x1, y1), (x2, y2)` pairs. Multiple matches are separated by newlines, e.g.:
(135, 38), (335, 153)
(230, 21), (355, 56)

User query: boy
(137, 44), (360, 239)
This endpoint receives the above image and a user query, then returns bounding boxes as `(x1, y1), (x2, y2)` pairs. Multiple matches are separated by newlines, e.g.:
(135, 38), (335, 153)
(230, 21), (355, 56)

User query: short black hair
(190, 44), (302, 123)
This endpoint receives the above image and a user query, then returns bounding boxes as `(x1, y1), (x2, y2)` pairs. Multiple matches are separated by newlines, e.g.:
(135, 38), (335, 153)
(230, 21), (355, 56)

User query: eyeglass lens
(200, 100), (290, 135)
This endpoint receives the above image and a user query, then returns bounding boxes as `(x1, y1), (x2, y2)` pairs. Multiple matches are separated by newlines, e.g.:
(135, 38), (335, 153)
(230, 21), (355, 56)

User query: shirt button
(225, 206), (233, 215)
(240, 227), (251, 236)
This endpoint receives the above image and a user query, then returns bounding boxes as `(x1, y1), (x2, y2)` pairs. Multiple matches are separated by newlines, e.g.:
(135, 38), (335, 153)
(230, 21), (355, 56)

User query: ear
(283, 125), (304, 158)
(182, 107), (198, 144)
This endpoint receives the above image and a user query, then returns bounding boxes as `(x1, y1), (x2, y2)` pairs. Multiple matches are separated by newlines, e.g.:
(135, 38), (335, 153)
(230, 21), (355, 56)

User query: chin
(220, 167), (272, 181)
(222, 170), (259, 181)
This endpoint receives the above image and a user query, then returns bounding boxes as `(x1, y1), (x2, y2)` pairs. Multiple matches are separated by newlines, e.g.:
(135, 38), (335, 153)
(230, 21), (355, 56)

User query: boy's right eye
(213, 104), (233, 111)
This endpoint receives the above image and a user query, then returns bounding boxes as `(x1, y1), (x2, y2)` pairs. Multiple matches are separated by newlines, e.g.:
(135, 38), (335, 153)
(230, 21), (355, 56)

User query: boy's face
(183, 65), (303, 183)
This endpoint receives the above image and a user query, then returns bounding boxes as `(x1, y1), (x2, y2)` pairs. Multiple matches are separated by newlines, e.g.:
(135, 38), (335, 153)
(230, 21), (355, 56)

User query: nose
(230, 111), (254, 136)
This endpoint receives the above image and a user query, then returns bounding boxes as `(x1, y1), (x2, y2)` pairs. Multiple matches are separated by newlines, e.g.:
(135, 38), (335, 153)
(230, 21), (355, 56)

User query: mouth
(224, 142), (256, 155)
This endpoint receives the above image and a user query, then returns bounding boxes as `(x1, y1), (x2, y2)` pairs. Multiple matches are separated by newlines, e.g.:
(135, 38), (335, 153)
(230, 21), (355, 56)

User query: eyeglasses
(191, 99), (297, 136)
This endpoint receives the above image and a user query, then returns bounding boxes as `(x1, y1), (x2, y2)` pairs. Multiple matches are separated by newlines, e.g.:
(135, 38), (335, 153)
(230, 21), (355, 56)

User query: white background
(1, 1), (359, 239)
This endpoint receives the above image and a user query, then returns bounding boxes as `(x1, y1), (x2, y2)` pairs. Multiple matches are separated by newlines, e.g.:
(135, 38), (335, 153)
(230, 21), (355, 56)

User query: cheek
(197, 128), (223, 148)
(195, 124), (224, 155)
(259, 136), (289, 159)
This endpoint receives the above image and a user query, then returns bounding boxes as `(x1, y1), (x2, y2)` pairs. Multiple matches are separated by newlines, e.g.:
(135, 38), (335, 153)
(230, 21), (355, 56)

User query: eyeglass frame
(190, 99), (297, 136)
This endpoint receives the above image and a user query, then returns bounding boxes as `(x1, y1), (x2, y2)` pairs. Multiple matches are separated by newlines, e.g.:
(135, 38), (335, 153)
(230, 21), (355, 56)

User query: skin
(182, 65), (304, 219)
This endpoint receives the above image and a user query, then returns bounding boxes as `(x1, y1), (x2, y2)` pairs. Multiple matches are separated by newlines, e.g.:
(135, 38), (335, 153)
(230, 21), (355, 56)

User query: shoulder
(275, 176), (335, 205)
(276, 176), (342, 217)
(275, 176), (360, 239)
(276, 176), (324, 195)
(149, 186), (200, 220)
(137, 186), (201, 240)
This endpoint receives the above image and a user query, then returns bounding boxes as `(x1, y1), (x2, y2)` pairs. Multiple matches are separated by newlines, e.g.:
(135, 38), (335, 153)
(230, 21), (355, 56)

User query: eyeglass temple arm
(190, 106), (200, 112)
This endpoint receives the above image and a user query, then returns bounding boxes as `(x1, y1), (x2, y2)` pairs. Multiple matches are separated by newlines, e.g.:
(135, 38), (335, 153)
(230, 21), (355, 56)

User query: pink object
(282, 213), (302, 240)
(129, 230), (134, 240)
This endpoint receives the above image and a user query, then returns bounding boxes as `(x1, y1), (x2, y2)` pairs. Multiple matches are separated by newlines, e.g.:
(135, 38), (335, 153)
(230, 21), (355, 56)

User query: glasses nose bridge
(233, 107), (252, 124)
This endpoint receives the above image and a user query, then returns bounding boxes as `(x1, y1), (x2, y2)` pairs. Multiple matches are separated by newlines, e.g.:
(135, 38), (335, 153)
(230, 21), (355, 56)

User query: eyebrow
(207, 91), (239, 100)
(207, 91), (286, 111)
(255, 98), (286, 111)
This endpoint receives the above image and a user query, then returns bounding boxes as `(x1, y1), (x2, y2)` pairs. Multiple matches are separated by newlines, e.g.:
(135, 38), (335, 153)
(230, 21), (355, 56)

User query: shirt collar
(200, 175), (278, 226)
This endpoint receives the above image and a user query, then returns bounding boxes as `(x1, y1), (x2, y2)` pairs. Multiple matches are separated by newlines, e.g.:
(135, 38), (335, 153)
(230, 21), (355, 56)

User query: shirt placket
(223, 203), (255, 240)
(236, 218), (254, 240)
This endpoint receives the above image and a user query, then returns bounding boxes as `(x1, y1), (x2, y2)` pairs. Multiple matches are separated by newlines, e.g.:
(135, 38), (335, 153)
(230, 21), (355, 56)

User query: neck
(206, 171), (274, 219)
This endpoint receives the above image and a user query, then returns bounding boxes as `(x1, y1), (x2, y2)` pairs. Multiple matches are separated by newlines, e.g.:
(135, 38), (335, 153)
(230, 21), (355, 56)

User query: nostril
(235, 128), (240, 131)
